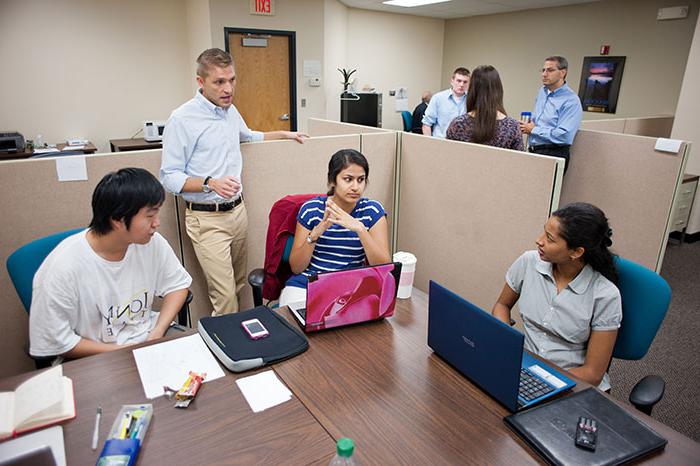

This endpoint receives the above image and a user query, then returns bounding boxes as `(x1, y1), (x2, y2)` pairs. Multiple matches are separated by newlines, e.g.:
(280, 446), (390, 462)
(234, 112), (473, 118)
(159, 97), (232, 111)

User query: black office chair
(7, 228), (193, 368)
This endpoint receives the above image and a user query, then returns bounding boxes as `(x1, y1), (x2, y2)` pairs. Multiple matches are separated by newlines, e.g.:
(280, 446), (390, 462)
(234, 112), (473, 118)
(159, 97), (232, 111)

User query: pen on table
(91, 406), (102, 450)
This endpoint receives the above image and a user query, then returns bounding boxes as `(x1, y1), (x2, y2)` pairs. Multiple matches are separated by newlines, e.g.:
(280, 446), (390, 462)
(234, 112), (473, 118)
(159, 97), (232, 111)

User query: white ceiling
(338, 0), (607, 19)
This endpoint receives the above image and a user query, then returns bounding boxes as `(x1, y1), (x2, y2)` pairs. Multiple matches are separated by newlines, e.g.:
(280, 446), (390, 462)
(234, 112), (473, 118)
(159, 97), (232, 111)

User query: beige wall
(346, 8), (444, 130)
(672, 13), (700, 235)
(324, 0), (348, 121)
(207, 0), (327, 133)
(185, 0), (213, 91)
(0, 0), (192, 153)
(443, 0), (699, 120)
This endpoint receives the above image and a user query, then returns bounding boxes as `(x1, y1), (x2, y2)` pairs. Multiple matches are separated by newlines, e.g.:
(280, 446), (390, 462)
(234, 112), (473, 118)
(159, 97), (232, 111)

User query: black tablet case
(198, 306), (308, 372)
(504, 388), (667, 466)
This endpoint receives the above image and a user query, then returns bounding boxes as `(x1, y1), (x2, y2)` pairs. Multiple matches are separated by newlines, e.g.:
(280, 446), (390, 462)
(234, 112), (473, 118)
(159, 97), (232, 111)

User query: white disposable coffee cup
(393, 251), (417, 299)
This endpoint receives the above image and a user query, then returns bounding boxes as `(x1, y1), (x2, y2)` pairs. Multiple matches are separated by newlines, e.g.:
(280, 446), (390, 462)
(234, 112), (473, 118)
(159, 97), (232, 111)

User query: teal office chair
(401, 111), (413, 132)
(612, 256), (671, 415)
(7, 228), (193, 368)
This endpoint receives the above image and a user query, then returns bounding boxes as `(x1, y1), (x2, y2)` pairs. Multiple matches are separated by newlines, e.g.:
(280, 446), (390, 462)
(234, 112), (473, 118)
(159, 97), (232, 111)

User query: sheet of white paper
(133, 334), (225, 399)
(55, 156), (88, 182)
(303, 59), (321, 77)
(654, 138), (682, 154)
(236, 370), (292, 413)
(395, 98), (409, 112)
(62, 145), (84, 150)
(33, 148), (60, 154)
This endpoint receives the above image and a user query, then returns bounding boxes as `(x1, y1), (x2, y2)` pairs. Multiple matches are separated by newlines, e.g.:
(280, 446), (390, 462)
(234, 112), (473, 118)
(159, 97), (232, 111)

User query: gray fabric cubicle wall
(396, 133), (563, 311)
(308, 118), (392, 137)
(562, 130), (688, 271)
(580, 115), (674, 138)
(0, 151), (181, 377)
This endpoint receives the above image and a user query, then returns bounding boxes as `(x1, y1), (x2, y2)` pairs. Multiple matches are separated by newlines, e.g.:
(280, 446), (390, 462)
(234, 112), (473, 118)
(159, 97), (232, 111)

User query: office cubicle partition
(562, 130), (689, 271)
(0, 152), (181, 377)
(580, 115), (674, 138)
(396, 133), (564, 311)
(0, 119), (688, 377)
(307, 118), (392, 137)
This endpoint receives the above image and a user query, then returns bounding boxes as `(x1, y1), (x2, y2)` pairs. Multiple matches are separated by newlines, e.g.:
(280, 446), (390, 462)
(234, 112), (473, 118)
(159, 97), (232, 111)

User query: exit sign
(250, 0), (275, 16)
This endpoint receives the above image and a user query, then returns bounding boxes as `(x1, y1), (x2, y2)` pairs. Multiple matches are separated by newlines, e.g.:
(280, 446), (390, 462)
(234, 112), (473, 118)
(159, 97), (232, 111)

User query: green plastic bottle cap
(336, 437), (354, 457)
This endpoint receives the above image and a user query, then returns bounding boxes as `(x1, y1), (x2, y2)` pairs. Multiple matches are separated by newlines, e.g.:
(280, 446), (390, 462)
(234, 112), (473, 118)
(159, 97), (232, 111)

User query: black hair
(552, 202), (618, 284)
(327, 149), (369, 196)
(89, 168), (165, 235)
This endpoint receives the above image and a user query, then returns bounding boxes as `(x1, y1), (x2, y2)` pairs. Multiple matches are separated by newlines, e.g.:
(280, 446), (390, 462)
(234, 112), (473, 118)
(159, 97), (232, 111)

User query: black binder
(198, 306), (308, 372)
(504, 388), (667, 466)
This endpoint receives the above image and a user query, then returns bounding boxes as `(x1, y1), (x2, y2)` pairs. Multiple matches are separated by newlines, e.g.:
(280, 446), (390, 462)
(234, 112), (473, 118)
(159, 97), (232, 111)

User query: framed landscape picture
(577, 56), (626, 113)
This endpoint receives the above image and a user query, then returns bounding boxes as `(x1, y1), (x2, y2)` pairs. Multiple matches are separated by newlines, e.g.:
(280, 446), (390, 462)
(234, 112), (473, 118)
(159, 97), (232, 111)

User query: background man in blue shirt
(421, 67), (470, 138)
(520, 56), (582, 172)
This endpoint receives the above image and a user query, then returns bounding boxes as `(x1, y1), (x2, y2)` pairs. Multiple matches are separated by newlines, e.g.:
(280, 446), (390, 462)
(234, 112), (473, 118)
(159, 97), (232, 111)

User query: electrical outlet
(301, 98), (306, 108)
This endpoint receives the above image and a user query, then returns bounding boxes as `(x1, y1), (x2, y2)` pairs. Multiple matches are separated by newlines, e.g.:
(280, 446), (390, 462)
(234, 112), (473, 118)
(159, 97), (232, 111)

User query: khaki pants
(185, 203), (248, 316)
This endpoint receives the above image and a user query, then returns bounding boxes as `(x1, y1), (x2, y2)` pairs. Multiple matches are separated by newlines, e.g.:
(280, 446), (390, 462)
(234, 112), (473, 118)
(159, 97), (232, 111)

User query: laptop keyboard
(519, 367), (555, 402)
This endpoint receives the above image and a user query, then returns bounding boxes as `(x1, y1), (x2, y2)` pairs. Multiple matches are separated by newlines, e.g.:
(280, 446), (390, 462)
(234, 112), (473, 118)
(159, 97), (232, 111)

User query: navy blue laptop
(427, 281), (575, 412)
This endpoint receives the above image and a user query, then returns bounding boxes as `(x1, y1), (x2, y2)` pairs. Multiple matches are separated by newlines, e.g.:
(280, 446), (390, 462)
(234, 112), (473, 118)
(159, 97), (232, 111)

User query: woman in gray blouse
(492, 202), (622, 391)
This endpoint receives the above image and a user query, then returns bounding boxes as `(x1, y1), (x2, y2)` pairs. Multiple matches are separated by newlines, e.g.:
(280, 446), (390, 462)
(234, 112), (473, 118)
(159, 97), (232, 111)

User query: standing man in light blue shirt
(422, 67), (470, 138)
(520, 56), (583, 172)
(160, 48), (306, 316)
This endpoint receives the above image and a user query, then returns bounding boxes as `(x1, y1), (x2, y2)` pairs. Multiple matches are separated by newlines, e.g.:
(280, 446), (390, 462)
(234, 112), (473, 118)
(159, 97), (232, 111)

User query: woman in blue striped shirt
(279, 149), (391, 307)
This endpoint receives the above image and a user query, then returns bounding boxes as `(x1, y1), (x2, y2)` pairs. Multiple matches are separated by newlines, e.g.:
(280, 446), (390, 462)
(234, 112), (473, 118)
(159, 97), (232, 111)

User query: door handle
(279, 113), (290, 121)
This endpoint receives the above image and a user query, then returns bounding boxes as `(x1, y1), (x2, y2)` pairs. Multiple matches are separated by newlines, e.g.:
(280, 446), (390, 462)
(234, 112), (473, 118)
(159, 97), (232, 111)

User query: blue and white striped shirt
(286, 196), (386, 288)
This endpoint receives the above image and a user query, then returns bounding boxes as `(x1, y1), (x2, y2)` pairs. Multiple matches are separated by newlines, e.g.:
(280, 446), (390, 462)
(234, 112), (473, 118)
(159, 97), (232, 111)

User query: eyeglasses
(542, 67), (562, 73)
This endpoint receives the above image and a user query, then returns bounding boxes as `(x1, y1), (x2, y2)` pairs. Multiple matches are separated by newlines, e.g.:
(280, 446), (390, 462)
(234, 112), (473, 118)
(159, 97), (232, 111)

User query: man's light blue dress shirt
(421, 88), (466, 139)
(529, 83), (583, 146)
(160, 91), (263, 203)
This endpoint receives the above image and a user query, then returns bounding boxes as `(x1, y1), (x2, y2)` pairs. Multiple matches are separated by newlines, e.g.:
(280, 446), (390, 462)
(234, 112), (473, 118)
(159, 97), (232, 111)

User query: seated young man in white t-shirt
(29, 168), (192, 359)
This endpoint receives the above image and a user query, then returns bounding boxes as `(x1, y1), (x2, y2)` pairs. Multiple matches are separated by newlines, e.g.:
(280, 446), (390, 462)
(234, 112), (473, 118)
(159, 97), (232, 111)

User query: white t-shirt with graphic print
(29, 230), (192, 357)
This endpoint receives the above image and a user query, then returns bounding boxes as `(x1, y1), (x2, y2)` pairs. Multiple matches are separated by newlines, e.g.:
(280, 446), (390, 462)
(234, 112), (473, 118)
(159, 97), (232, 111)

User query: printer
(0, 132), (25, 153)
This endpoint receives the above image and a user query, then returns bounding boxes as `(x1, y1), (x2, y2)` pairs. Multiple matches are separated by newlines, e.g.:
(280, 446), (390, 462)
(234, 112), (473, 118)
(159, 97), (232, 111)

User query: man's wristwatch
(202, 176), (212, 193)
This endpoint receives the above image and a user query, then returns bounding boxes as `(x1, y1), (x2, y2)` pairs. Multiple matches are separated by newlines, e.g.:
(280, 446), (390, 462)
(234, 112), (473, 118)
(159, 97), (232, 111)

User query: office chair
(248, 193), (320, 307)
(401, 111), (413, 132)
(6, 228), (193, 368)
(612, 256), (671, 415)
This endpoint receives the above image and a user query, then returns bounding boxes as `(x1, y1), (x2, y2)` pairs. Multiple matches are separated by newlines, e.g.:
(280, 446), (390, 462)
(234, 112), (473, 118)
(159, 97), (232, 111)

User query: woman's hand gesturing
(325, 198), (365, 233)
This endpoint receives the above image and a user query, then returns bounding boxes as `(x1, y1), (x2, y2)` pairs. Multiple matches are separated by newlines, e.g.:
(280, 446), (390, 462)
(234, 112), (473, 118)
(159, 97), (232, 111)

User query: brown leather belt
(186, 196), (243, 212)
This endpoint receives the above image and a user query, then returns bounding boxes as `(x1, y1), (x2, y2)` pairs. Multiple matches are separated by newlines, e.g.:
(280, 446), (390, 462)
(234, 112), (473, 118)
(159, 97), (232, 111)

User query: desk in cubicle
(109, 138), (162, 152)
(0, 289), (697, 465)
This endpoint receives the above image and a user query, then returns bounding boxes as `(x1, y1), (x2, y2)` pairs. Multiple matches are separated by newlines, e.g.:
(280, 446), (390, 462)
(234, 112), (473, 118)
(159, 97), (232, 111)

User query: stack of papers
(132, 334), (225, 399)
(236, 371), (292, 412)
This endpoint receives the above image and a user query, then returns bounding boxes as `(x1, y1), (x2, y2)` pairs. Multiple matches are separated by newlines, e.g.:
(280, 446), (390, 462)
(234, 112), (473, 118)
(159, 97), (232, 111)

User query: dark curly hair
(553, 202), (618, 284)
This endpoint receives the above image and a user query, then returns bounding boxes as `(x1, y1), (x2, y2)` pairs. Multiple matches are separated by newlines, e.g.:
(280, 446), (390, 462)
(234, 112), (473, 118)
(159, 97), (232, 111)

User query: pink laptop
(288, 262), (402, 332)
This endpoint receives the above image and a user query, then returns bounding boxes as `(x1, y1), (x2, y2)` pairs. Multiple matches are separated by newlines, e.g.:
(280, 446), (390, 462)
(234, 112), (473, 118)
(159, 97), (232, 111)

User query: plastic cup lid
(393, 251), (416, 263)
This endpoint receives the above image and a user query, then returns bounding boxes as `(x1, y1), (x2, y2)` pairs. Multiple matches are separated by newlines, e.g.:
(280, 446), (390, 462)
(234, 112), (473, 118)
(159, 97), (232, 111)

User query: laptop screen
(305, 262), (402, 331)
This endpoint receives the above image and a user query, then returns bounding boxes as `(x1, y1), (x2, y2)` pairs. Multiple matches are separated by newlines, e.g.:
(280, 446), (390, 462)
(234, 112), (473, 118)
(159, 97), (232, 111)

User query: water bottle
(329, 437), (360, 465)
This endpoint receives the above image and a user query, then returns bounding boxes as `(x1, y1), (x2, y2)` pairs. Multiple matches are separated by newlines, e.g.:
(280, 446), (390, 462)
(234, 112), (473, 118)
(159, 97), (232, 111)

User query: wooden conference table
(1, 289), (698, 465)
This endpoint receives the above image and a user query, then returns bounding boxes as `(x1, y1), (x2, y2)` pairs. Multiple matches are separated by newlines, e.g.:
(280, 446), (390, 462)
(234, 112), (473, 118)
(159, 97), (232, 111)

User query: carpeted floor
(609, 239), (700, 442)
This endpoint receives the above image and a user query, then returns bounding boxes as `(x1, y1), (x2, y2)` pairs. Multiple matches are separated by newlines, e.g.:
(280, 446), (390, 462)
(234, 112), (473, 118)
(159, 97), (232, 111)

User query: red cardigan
(262, 193), (320, 301)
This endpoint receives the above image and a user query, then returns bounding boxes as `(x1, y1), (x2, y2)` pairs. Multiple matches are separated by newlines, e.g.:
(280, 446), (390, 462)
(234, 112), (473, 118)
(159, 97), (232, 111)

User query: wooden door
(226, 30), (295, 132)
